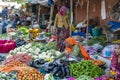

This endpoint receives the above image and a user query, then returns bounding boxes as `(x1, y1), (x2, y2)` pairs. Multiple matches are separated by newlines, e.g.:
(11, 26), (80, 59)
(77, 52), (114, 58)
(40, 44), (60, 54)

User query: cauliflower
(9, 50), (14, 54)
(33, 55), (38, 59)
(17, 52), (23, 54)
(39, 54), (44, 59)
(21, 48), (25, 52)
(13, 49), (17, 54)
(35, 48), (40, 53)
(41, 52), (46, 54)
(55, 51), (62, 57)
(51, 56), (54, 59)
(25, 44), (32, 49)
(28, 48), (33, 52)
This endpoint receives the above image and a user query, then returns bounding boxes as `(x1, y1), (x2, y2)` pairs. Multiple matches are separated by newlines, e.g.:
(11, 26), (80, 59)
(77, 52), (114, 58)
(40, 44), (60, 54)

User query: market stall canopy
(27, 0), (49, 7)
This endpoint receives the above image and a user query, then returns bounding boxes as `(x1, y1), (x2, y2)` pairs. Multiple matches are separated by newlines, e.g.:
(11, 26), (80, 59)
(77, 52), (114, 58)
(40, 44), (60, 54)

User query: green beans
(70, 60), (105, 78)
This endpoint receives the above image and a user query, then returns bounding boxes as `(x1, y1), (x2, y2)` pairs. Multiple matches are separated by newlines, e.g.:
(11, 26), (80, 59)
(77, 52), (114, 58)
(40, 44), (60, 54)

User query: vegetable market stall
(0, 0), (119, 79)
(0, 25), (117, 80)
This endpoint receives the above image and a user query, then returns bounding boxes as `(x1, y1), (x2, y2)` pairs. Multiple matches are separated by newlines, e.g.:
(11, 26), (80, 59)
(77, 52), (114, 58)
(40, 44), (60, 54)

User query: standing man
(1, 16), (7, 34)
(1, 7), (8, 18)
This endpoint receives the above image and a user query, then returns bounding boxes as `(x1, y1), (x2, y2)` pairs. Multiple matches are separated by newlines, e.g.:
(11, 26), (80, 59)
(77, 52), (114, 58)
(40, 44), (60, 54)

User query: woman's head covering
(59, 6), (67, 16)
(65, 37), (77, 46)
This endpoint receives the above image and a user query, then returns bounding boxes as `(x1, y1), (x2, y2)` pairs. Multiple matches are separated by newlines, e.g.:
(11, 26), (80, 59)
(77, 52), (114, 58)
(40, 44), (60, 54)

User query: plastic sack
(102, 45), (115, 57)
(92, 44), (103, 52)
(84, 46), (97, 55)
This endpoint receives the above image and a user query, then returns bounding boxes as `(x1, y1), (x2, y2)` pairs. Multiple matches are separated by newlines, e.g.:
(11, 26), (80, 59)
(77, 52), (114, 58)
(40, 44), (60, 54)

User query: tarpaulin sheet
(27, 0), (49, 7)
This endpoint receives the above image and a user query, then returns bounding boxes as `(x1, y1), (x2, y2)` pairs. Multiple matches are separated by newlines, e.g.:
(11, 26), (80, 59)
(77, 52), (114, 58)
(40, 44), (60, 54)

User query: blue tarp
(108, 21), (120, 31)
(72, 32), (86, 38)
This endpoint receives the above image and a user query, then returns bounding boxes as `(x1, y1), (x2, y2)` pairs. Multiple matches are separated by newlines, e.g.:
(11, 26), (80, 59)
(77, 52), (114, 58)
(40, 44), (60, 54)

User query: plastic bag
(92, 44), (103, 52)
(102, 45), (115, 57)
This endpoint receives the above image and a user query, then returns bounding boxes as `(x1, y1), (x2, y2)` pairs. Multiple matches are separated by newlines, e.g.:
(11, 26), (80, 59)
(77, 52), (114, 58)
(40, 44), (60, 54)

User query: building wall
(73, 0), (119, 26)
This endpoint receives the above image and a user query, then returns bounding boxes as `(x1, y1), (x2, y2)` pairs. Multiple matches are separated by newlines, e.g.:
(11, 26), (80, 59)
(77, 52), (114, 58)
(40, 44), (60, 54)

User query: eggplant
(34, 60), (42, 68)
(53, 62), (58, 67)
(52, 67), (60, 76)
(28, 61), (35, 67)
(48, 62), (54, 70)
(57, 71), (64, 79)
(64, 66), (70, 77)
(38, 59), (46, 64)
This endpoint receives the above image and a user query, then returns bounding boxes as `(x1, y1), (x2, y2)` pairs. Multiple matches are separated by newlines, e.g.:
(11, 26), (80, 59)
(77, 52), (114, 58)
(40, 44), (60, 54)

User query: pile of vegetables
(41, 59), (70, 79)
(29, 59), (70, 79)
(9, 42), (62, 61)
(17, 67), (44, 80)
(39, 42), (57, 52)
(37, 49), (62, 62)
(13, 29), (29, 40)
(18, 27), (29, 35)
(92, 60), (106, 66)
(0, 33), (7, 39)
(14, 31), (29, 40)
(29, 59), (46, 68)
(33, 43), (47, 52)
(45, 42), (57, 50)
(0, 61), (27, 73)
(77, 75), (94, 80)
(3, 61), (27, 68)
(88, 35), (106, 46)
(70, 60), (105, 78)
(9, 43), (41, 56)
(0, 60), (44, 80)
(0, 72), (17, 80)
(4, 54), (32, 65)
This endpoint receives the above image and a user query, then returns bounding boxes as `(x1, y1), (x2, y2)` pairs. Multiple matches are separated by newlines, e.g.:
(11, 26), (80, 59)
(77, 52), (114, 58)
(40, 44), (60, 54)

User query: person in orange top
(64, 37), (91, 60)
(54, 6), (69, 52)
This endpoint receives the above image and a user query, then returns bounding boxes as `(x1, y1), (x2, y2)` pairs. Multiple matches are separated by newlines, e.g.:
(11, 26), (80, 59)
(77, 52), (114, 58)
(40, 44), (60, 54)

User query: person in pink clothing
(110, 44), (120, 80)
(54, 6), (69, 52)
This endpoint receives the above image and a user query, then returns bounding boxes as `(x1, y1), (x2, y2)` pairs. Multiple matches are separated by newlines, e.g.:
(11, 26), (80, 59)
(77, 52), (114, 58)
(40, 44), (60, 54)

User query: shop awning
(27, 0), (49, 7)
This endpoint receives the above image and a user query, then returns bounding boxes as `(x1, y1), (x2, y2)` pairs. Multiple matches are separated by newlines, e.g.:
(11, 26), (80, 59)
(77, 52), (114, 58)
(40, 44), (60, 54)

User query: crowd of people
(0, 6), (38, 34)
